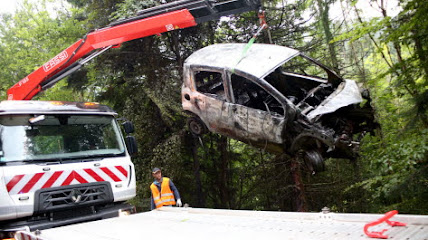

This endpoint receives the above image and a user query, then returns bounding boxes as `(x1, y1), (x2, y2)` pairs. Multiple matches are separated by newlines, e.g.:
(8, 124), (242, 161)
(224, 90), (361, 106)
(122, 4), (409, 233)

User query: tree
(0, 0), (87, 101)
(315, 0), (340, 73)
(331, 0), (428, 213)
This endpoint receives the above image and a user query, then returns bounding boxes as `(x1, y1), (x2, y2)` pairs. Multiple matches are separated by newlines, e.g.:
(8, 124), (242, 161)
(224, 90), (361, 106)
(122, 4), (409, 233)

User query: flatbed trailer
(32, 207), (428, 240)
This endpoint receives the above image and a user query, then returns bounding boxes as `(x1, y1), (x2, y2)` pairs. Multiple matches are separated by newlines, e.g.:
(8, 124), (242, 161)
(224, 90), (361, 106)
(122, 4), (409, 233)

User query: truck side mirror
(122, 121), (135, 134)
(125, 136), (138, 155)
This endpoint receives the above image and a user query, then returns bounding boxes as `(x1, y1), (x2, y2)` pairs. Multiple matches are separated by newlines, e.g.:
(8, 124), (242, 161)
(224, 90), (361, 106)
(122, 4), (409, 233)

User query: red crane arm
(6, 0), (261, 100)
(7, 10), (196, 100)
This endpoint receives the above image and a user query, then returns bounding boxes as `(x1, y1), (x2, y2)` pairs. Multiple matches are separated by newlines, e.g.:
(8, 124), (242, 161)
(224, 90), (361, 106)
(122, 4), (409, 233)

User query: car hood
(306, 79), (363, 120)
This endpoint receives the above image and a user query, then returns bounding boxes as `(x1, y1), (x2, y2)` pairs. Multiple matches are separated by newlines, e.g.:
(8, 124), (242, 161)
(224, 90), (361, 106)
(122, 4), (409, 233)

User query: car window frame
(190, 66), (232, 103)
(226, 69), (288, 119)
(299, 54), (342, 86)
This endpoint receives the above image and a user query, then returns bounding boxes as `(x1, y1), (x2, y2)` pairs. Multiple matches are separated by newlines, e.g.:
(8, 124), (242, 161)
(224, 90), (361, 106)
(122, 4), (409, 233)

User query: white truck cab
(0, 101), (136, 230)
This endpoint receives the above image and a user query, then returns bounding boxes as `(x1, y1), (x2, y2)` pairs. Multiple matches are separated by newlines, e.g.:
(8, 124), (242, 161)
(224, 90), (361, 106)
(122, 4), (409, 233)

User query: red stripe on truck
(41, 171), (64, 189)
(61, 170), (88, 186)
(100, 167), (121, 182)
(84, 168), (105, 182)
(6, 174), (25, 192)
(19, 172), (45, 194)
(7, 166), (127, 193)
(115, 166), (128, 178)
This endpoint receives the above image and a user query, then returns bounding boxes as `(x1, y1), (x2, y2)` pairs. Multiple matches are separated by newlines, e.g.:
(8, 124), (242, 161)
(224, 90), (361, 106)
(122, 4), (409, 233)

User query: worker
(150, 167), (182, 210)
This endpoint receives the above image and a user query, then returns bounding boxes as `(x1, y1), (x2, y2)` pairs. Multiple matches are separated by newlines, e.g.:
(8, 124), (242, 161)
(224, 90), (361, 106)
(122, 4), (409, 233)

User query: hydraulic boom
(7, 0), (260, 100)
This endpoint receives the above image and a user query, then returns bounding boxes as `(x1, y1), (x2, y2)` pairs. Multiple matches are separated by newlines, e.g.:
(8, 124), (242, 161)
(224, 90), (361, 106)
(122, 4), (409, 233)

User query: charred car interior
(182, 43), (378, 173)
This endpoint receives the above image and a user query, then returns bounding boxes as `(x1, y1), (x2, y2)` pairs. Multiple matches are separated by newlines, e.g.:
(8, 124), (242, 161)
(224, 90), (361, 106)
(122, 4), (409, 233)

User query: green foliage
(330, 0), (428, 214)
(111, 0), (157, 20)
(346, 128), (428, 213)
(0, 0), (87, 99)
(333, 17), (390, 43)
(336, 0), (428, 126)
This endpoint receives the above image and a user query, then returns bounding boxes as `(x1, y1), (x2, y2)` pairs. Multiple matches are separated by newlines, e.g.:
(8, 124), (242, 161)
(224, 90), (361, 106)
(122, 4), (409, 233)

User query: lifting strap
(232, 9), (272, 73)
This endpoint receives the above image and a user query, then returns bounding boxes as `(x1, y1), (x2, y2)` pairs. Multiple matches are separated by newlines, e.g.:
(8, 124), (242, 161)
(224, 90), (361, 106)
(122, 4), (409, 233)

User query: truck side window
(231, 74), (284, 116)
(194, 71), (225, 100)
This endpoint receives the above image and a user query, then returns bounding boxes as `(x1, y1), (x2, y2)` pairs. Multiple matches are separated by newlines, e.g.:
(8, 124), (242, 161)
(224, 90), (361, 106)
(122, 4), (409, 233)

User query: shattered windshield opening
(231, 74), (284, 116)
(264, 55), (335, 114)
(281, 55), (328, 79)
(0, 114), (125, 163)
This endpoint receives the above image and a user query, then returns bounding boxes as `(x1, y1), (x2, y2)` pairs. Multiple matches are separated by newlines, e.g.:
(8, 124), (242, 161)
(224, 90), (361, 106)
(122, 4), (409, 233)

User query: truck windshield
(0, 114), (125, 163)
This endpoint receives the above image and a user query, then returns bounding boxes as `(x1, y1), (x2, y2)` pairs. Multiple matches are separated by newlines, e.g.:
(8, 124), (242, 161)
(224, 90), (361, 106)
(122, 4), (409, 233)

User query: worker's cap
(152, 167), (161, 173)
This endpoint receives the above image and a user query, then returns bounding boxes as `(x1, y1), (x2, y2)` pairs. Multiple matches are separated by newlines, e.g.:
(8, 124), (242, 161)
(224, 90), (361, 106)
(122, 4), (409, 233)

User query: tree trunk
(217, 136), (232, 208)
(340, 1), (368, 83)
(413, 31), (428, 82)
(290, 155), (307, 212)
(412, 29), (428, 127)
(317, 0), (340, 74)
(379, 0), (428, 126)
(168, 31), (183, 76)
(192, 136), (205, 207)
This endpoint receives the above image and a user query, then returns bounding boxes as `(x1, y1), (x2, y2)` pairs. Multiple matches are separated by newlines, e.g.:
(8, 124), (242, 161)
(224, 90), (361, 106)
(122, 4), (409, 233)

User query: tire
(303, 149), (325, 173)
(187, 117), (208, 136)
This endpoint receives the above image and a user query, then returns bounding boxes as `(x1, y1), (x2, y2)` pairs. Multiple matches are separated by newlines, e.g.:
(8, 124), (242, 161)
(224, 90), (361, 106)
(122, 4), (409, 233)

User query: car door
(190, 68), (233, 134)
(228, 73), (286, 144)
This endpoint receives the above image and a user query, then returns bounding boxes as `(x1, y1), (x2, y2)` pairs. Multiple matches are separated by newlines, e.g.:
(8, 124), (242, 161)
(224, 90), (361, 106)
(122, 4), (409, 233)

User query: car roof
(0, 101), (116, 115)
(184, 43), (300, 79)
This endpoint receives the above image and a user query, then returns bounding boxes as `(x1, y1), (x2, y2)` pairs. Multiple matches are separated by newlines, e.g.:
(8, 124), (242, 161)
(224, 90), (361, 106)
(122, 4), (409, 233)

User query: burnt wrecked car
(181, 43), (377, 172)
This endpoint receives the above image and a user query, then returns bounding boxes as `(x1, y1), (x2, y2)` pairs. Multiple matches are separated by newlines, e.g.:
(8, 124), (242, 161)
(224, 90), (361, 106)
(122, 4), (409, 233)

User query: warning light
(77, 102), (100, 109)
(84, 102), (99, 107)
(50, 101), (64, 105)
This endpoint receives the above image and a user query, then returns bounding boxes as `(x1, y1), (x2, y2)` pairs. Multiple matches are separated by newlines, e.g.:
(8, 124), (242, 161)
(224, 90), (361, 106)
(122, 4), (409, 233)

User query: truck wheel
(303, 150), (325, 173)
(187, 117), (207, 136)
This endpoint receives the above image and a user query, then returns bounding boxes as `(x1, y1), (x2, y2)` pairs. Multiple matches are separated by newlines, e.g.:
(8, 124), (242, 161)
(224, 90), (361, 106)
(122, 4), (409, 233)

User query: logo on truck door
(5, 166), (129, 195)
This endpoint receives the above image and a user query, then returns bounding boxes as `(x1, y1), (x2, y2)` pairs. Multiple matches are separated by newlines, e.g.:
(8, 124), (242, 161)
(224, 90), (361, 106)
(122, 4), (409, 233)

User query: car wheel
(303, 149), (325, 173)
(187, 117), (208, 136)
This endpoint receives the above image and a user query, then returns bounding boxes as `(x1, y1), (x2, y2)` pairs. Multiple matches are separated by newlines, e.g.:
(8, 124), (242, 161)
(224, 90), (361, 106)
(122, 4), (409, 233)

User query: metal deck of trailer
(37, 207), (428, 240)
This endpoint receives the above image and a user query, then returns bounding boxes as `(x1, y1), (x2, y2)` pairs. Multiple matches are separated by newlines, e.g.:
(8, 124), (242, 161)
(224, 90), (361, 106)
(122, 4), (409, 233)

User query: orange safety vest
(150, 177), (176, 209)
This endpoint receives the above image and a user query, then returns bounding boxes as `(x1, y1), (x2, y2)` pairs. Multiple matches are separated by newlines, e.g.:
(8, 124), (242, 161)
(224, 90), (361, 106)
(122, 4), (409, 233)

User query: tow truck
(0, 0), (261, 238)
